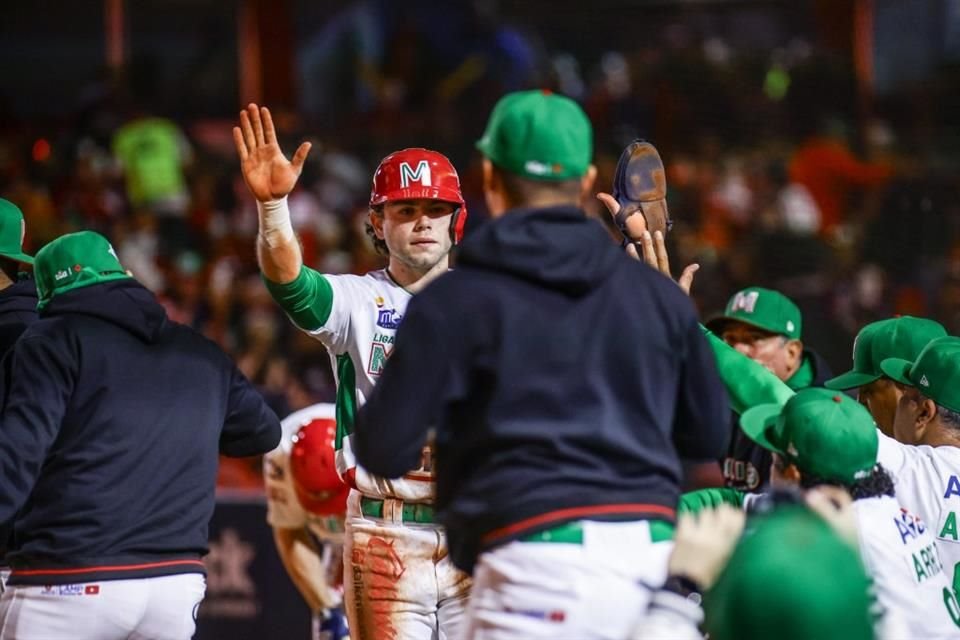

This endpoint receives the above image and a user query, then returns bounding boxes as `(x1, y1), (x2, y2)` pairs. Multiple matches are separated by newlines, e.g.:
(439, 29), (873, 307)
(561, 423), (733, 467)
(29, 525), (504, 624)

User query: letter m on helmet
(399, 160), (432, 188)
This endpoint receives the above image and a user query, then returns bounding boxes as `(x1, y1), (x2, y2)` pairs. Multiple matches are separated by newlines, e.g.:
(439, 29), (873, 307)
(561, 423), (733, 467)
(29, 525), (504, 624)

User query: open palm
(233, 103), (312, 202)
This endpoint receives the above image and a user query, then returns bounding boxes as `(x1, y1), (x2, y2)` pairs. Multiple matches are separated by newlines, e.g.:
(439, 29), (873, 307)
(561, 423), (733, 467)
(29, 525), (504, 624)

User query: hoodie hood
(0, 277), (39, 315)
(457, 205), (622, 295)
(41, 279), (168, 343)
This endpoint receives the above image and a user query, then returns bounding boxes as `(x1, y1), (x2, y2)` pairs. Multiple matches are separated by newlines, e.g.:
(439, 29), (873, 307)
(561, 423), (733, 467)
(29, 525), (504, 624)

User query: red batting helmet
(369, 148), (468, 243)
(289, 417), (349, 516)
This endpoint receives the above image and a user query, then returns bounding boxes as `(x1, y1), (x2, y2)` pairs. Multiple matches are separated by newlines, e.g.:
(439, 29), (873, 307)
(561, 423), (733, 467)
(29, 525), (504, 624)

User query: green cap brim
(879, 358), (913, 386)
(0, 251), (34, 265)
(705, 316), (782, 338)
(739, 403), (787, 454)
(823, 370), (880, 390)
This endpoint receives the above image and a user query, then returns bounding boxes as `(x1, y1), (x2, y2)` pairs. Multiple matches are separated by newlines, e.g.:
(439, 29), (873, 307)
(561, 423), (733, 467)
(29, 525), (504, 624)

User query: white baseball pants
(462, 519), (673, 640)
(343, 494), (471, 640)
(0, 573), (205, 640)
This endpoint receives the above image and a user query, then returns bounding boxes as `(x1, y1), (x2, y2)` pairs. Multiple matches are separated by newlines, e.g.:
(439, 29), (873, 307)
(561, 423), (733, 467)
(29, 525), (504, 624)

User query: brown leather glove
(611, 140), (672, 243)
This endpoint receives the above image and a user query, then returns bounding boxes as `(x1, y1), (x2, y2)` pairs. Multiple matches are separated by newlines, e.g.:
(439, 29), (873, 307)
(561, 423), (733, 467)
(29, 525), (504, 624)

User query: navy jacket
(0, 277), (38, 358)
(0, 277), (38, 564)
(355, 205), (730, 573)
(0, 279), (280, 585)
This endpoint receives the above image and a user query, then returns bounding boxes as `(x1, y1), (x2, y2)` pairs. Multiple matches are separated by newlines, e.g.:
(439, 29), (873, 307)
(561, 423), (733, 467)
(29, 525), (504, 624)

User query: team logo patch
(376, 309), (403, 329)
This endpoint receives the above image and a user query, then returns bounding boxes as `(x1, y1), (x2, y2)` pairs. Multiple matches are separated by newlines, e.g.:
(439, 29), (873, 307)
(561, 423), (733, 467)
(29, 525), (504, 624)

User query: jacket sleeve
(702, 326), (795, 414)
(354, 294), (450, 478)
(219, 365), (282, 457)
(672, 318), (732, 460)
(0, 335), (76, 524)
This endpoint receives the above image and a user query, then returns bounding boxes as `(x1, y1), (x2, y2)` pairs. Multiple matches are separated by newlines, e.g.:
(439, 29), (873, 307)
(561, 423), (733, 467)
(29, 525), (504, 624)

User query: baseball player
(741, 387), (958, 637)
(824, 316), (946, 437)
(874, 336), (960, 623)
(264, 403), (349, 640)
(0, 231), (280, 640)
(354, 89), (730, 639)
(706, 287), (832, 491)
(234, 103), (470, 640)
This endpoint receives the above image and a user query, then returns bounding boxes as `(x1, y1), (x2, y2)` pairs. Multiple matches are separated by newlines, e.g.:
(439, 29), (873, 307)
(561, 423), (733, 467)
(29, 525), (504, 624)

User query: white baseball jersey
(263, 403), (345, 543)
(853, 495), (957, 638)
(877, 432), (960, 628)
(306, 270), (434, 503)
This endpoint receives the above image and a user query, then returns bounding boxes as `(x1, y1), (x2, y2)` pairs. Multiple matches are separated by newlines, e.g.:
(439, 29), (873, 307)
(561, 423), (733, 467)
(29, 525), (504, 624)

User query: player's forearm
(256, 197), (303, 284)
(273, 527), (335, 612)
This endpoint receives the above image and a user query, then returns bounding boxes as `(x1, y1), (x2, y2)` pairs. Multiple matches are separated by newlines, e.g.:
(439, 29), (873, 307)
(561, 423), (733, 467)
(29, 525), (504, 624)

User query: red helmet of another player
(289, 417), (349, 516)
(369, 148), (468, 243)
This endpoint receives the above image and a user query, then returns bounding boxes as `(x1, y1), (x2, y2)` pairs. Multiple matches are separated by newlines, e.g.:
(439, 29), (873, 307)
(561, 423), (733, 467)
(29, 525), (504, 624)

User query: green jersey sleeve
(678, 487), (746, 514)
(701, 324), (796, 415)
(262, 266), (334, 332)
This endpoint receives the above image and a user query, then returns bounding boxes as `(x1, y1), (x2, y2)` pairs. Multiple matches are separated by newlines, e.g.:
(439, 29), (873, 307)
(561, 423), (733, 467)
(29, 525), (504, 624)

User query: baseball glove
(611, 140), (672, 242)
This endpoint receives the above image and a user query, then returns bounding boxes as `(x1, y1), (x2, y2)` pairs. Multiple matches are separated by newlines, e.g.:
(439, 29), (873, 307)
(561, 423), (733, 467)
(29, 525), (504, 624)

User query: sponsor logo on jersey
(84, 585), (100, 595)
(722, 458), (760, 490)
(376, 308), (403, 329)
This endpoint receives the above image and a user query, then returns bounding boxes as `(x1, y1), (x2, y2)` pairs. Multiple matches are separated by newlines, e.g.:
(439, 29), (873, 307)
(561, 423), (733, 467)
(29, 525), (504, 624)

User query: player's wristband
(662, 574), (704, 605)
(257, 197), (296, 248)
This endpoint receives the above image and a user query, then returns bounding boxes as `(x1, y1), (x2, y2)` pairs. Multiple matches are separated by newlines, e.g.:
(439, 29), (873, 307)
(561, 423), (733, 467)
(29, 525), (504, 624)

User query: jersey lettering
(945, 475), (960, 500)
(942, 511), (959, 541)
(367, 342), (392, 376)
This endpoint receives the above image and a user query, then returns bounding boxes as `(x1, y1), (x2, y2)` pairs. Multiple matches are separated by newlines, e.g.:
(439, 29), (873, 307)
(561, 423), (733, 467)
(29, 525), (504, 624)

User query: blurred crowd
(2, 1), (959, 489)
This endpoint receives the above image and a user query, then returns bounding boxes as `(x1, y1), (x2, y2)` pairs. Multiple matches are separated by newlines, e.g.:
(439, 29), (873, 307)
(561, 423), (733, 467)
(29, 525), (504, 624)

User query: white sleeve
(304, 274), (357, 355)
(263, 447), (308, 530)
(876, 431), (908, 475)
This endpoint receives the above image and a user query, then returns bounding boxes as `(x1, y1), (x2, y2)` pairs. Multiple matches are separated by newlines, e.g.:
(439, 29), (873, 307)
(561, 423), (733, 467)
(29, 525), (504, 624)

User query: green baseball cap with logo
(34, 231), (131, 311)
(825, 316), (947, 390)
(881, 336), (960, 413)
(0, 198), (34, 264)
(476, 89), (593, 181)
(740, 387), (878, 484)
(706, 287), (802, 340)
(706, 505), (873, 640)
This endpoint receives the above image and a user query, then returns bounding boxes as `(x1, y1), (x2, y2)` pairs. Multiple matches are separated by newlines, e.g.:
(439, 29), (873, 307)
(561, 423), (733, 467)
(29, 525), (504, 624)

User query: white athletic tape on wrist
(257, 197), (296, 248)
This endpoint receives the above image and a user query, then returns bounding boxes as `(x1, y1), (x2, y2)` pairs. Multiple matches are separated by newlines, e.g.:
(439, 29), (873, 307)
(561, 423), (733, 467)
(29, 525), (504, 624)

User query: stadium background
(2, 1), (960, 637)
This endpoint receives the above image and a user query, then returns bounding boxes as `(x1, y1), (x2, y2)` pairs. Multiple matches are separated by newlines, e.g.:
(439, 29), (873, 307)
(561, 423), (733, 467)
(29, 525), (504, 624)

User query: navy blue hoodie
(355, 205), (730, 573)
(0, 279), (280, 585)
(0, 277), (38, 358)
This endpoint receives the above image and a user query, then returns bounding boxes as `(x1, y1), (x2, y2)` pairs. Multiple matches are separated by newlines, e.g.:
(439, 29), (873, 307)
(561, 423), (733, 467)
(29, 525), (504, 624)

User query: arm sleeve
(262, 266), (335, 333)
(220, 366), (282, 457)
(354, 295), (448, 478)
(672, 318), (733, 460)
(678, 487), (746, 514)
(0, 336), (76, 524)
(702, 325), (795, 414)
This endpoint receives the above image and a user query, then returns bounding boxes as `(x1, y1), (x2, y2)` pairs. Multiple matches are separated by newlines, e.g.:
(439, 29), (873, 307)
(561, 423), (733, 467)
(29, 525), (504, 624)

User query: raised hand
(597, 192), (699, 295)
(233, 103), (312, 203)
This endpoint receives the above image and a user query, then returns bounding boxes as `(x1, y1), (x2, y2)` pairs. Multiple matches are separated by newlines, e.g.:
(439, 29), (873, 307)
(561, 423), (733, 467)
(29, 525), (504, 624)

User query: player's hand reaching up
(597, 192), (699, 295)
(233, 103), (312, 203)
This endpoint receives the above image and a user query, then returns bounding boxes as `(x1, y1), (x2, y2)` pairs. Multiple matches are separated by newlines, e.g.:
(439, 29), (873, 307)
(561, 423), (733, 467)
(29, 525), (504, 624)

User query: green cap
(0, 198), (34, 264)
(476, 89), (592, 181)
(707, 287), (802, 340)
(740, 387), (878, 484)
(35, 231), (131, 310)
(881, 336), (960, 413)
(825, 316), (947, 390)
(706, 506), (873, 640)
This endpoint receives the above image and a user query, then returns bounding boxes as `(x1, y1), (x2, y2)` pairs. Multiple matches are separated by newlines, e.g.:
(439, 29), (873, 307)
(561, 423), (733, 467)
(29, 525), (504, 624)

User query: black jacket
(722, 349), (833, 490)
(355, 206), (730, 572)
(0, 277), (38, 358)
(0, 277), (38, 564)
(0, 279), (280, 585)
